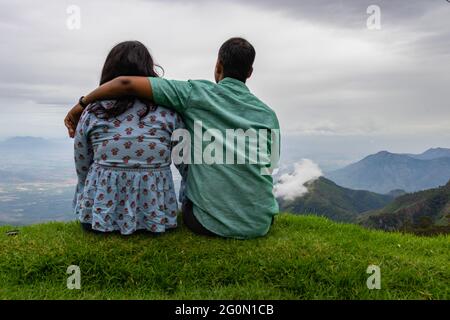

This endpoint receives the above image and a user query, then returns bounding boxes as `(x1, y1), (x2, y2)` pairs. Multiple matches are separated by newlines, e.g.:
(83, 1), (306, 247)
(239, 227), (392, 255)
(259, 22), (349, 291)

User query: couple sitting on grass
(64, 37), (280, 239)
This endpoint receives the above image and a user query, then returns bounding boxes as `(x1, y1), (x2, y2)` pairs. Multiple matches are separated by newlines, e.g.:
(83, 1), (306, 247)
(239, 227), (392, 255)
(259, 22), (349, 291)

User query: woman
(73, 41), (183, 235)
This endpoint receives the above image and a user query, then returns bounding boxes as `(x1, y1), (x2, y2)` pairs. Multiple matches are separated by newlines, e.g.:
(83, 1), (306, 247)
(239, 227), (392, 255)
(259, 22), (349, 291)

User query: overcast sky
(0, 0), (449, 168)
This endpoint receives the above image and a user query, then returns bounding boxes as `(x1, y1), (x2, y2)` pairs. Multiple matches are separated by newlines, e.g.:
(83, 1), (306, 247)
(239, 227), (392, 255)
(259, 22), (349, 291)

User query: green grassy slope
(0, 214), (449, 300)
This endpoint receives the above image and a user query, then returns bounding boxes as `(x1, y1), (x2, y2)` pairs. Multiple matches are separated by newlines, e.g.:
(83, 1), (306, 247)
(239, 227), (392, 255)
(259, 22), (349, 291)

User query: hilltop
(278, 177), (394, 223)
(0, 214), (448, 299)
(408, 148), (450, 160)
(359, 180), (450, 235)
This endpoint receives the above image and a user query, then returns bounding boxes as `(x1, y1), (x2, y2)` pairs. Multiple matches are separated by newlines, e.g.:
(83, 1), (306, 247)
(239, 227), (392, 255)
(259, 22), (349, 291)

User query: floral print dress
(73, 99), (183, 235)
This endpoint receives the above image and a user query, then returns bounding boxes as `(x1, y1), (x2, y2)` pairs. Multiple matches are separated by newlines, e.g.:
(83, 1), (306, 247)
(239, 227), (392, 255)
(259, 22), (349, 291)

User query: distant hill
(408, 147), (450, 160)
(278, 177), (394, 222)
(326, 148), (450, 194)
(0, 136), (53, 151)
(359, 180), (450, 235)
(386, 189), (407, 198)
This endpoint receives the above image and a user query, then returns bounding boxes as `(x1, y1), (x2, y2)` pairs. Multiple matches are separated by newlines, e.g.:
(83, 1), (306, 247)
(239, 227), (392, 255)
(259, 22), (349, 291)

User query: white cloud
(274, 159), (322, 201)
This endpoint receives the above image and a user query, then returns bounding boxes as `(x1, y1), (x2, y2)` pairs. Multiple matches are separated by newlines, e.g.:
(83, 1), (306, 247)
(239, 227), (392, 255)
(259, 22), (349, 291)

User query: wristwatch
(79, 96), (88, 109)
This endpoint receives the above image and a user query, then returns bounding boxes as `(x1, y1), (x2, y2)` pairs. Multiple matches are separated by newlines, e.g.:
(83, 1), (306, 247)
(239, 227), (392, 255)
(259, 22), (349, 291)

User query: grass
(0, 213), (449, 299)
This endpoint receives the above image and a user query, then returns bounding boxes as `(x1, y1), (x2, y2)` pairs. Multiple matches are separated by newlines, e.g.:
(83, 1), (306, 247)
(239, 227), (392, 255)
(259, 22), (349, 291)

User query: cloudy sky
(1, 0), (449, 169)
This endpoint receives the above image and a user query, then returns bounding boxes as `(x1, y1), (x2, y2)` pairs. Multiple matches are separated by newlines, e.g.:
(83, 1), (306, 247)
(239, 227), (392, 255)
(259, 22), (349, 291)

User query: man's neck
(219, 76), (246, 84)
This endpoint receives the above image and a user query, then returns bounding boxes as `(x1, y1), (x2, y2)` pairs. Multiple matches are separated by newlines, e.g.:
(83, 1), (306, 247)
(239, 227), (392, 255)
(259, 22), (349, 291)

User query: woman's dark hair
(89, 40), (162, 119)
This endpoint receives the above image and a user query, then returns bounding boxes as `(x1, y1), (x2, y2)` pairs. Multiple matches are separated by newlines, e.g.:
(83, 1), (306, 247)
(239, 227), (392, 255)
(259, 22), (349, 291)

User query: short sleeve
(149, 77), (193, 114)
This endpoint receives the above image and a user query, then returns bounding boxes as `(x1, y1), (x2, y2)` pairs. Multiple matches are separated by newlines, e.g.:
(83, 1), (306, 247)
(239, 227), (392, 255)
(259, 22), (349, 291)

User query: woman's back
(73, 99), (183, 235)
(81, 100), (181, 169)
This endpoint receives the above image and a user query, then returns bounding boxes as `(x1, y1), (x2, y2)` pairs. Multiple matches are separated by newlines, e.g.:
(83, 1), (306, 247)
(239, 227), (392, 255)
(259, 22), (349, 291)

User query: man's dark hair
(218, 37), (255, 82)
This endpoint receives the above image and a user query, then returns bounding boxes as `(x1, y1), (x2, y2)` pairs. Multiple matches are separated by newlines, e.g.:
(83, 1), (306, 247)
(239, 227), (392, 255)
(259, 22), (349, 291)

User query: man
(65, 37), (280, 239)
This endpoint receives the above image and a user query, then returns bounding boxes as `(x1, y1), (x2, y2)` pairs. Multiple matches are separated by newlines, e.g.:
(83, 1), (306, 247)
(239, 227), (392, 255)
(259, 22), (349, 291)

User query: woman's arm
(64, 76), (152, 137)
(74, 111), (95, 186)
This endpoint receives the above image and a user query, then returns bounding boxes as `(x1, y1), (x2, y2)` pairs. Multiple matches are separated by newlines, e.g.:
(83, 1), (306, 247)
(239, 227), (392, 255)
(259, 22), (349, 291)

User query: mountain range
(326, 148), (450, 194)
(359, 180), (450, 235)
(406, 147), (450, 160)
(277, 177), (394, 222)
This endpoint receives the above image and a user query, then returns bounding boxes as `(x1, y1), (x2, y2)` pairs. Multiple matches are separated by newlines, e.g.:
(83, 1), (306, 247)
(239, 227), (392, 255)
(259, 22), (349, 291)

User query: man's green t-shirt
(149, 77), (280, 239)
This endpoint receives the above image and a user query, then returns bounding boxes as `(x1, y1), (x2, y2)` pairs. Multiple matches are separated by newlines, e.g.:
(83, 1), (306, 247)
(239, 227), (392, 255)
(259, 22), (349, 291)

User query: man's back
(150, 77), (280, 239)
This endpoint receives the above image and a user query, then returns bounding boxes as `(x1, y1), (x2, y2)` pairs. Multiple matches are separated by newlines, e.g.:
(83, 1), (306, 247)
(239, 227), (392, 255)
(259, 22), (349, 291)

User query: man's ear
(216, 60), (223, 74)
(215, 60), (224, 83)
(247, 67), (253, 79)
